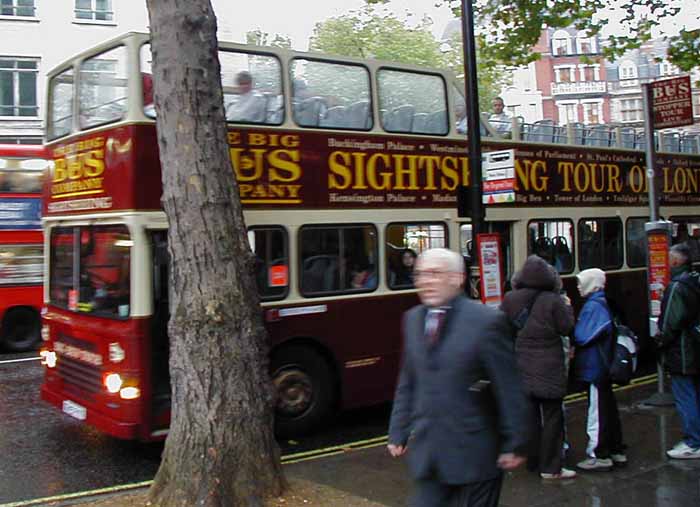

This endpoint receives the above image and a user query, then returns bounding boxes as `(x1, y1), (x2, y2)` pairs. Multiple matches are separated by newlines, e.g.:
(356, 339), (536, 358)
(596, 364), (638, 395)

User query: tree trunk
(145, 1), (286, 505)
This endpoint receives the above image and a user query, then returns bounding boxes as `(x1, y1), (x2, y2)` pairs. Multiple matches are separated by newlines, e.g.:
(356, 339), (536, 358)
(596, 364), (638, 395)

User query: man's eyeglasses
(414, 269), (453, 280)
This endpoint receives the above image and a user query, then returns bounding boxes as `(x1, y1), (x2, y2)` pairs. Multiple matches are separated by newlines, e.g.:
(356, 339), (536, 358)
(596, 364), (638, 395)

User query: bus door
(149, 229), (170, 433)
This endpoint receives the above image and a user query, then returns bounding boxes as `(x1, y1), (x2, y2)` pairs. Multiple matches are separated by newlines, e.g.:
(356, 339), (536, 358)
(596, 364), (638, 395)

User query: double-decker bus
(39, 32), (700, 441)
(0, 144), (47, 352)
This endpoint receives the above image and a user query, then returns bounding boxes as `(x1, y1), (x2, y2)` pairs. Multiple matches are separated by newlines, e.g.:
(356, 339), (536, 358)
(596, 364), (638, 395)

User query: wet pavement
(288, 383), (700, 506)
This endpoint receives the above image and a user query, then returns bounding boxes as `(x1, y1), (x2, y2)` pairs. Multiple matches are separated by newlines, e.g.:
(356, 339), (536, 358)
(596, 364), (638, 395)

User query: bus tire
(1, 307), (41, 352)
(271, 345), (335, 438)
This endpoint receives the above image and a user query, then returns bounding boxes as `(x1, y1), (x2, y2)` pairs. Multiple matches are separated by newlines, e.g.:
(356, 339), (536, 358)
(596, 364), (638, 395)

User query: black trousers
(527, 396), (565, 473)
(585, 381), (625, 458)
(411, 473), (503, 507)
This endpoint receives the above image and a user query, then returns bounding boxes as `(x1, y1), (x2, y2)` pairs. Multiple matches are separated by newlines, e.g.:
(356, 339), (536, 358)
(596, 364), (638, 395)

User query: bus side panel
(267, 292), (419, 410)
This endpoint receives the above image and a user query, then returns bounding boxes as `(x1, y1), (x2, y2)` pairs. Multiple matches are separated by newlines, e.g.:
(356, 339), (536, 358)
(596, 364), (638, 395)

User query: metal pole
(458, 0), (484, 295)
(642, 83), (659, 222)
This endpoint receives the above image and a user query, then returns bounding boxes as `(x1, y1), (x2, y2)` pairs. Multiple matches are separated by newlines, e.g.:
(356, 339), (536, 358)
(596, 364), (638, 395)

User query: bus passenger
(390, 248), (417, 288)
(488, 97), (512, 136)
(226, 71), (266, 123)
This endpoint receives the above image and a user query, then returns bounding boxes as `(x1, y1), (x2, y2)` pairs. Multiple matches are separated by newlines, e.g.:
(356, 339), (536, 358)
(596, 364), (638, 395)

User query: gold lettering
(366, 153), (391, 190)
(328, 151), (352, 190)
(268, 149), (301, 182)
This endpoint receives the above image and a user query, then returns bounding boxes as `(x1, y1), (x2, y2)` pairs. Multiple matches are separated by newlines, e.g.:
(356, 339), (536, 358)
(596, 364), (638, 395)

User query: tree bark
(145, 1), (286, 505)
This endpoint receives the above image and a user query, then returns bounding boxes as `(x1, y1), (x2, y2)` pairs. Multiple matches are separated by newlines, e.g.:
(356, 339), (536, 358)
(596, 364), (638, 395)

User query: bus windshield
(49, 225), (131, 318)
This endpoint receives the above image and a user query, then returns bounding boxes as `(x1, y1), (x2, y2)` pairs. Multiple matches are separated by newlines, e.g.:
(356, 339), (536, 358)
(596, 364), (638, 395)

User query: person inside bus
(390, 248), (417, 288)
(488, 96), (512, 136)
(350, 262), (376, 290)
(226, 71), (266, 123)
(455, 103), (467, 134)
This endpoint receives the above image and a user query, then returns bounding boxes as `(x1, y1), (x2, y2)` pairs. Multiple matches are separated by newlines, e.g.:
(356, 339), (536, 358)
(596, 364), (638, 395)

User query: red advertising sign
(646, 230), (670, 317)
(650, 75), (694, 129)
(477, 233), (504, 307)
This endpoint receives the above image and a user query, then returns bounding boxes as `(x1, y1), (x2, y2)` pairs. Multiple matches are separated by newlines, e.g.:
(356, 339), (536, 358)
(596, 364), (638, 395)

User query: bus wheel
(271, 346), (335, 438)
(1, 307), (41, 353)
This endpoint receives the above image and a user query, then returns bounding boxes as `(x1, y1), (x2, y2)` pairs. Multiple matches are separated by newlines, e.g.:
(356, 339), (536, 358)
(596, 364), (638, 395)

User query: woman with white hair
(573, 268), (627, 472)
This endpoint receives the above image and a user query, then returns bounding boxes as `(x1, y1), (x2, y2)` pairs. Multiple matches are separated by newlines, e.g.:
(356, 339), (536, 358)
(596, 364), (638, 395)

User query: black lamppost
(457, 0), (483, 250)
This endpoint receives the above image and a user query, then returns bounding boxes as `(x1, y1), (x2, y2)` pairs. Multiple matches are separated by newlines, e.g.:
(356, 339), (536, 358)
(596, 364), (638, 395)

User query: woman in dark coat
(500, 255), (575, 479)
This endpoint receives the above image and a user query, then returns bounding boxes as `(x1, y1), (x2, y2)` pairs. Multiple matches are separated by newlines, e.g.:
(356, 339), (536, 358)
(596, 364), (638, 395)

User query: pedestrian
(655, 243), (700, 459)
(573, 268), (627, 471)
(387, 248), (529, 507)
(500, 255), (576, 479)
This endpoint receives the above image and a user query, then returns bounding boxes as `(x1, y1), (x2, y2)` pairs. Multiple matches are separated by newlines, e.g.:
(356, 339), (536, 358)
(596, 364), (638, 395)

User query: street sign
(650, 75), (694, 129)
(481, 149), (515, 204)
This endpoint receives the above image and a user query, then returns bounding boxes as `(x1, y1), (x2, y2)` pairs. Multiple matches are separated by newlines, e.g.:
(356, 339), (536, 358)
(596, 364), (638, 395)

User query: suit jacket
(388, 295), (529, 485)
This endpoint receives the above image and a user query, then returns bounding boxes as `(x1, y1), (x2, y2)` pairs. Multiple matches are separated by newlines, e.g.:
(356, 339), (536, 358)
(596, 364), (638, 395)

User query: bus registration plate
(62, 400), (86, 420)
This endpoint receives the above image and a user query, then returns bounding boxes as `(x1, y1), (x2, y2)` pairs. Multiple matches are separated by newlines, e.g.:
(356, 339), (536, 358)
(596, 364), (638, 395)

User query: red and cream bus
(0, 144), (47, 352)
(39, 32), (700, 441)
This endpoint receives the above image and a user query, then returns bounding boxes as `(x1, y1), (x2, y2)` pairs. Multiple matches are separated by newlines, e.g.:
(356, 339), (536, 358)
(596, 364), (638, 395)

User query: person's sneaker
(666, 442), (700, 460)
(540, 468), (577, 480)
(611, 453), (628, 466)
(576, 457), (613, 471)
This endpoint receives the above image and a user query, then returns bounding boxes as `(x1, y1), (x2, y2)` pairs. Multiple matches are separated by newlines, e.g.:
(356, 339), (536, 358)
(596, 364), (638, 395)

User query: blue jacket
(574, 291), (613, 384)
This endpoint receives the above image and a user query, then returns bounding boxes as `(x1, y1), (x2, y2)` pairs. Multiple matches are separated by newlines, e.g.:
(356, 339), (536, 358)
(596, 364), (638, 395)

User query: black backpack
(594, 300), (639, 386)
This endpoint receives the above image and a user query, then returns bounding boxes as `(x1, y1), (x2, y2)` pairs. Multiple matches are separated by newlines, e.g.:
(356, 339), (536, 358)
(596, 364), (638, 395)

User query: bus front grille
(57, 356), (102, 394)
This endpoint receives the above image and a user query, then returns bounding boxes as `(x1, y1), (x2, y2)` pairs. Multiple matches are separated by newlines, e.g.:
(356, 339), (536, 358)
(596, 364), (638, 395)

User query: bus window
(578, 218), (623, 270)
(527, 220), (574, 274)
(0, 244), (42, 285)
(291, 59), (371, 130)
(49, 225), (131, 318)
(378, 68), (447, 135)
(219, 50), (283, 125)
(79, 45), (128, 129)
(460, 224), (473, 259)
(48, 67), (74, 139)
(248, 226), (288, 300)
(670, 216), (700, 269)
(626, 217), (647, 268)
(299, 225), (377, 296)
(386, 222), (447, 290)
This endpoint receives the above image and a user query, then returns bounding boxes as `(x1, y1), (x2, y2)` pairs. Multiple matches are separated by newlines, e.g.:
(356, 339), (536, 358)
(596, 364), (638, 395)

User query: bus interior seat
(320, 105), (347, 128)
(528, 119), (556, 143)
(552, 236), (573, 272)
(619, 127), (636, 149)
(302, 255), (338, 292)
(533, 236), (554, 265)
(264, 93), (283, 124)
(662, 132), (681, 152)
(411, 113), (428, 132)
(585, 125), (611, 147)
(682, 134), (700, 154)
(568, 122), (585, 145)
(424, 109), (447, 134)
(384, 104), (415, 132)
(346, 100), (371, 129)
(294, 96), (326, 127)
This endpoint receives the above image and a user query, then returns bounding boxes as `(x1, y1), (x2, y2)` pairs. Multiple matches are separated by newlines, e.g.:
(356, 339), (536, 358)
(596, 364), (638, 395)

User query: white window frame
(554, 65), (577, 83)
(74, 0), (115, 24)
(576, 32), (597, 54)
(619, 60), (638, 80)
(0, 0), (36, 19)
(618, 98), (643, 123)
(556, 100), (579, 125)
(0, 56), (40, 118)
(552, 30), (572, 56)
(581, 99), (604, 125)
(659, 61), (678, 77)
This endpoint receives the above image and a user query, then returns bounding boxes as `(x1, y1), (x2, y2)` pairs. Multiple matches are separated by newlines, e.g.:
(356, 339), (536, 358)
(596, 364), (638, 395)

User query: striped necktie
(425, 308), (446, 345)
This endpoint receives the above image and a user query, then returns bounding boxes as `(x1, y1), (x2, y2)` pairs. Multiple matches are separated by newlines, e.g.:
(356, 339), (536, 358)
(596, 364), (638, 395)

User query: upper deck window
(377, 69), (447, 135)
(1, 0), (35, 17)
(74, 0), (113, 22)
(220, 50), (283, 126)
(79, 46), (127, 130)
(48, 67), (74, 139)
(291, 58), (371, 130)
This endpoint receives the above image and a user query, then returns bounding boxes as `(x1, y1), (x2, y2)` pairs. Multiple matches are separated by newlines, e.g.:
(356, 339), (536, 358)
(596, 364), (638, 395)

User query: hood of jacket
(512, 255), (560, 291)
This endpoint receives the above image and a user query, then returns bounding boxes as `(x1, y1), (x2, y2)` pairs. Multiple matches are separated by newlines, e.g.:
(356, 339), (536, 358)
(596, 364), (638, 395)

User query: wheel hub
(273, 368), (313, 417)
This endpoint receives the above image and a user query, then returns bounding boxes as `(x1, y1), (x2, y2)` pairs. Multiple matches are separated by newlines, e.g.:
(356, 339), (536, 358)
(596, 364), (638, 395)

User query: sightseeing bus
(39, 32), (700, 441)
(0, 144), (47, 352)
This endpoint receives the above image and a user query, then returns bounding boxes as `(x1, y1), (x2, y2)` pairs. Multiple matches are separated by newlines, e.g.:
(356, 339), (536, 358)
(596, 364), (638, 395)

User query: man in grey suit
(388, 248), (529, 507)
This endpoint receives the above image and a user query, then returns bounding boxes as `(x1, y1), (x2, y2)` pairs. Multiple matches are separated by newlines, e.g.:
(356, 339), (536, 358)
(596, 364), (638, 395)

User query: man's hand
(497, 453), (525, 470)
(387, 444), (407, 457)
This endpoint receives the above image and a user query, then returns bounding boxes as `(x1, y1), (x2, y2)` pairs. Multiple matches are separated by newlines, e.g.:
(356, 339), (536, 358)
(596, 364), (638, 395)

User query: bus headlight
(41, 325), (50, 341)
(104, 373), (123, 393)
(120, 387), (140, 400)
(40, 349), (57, 368)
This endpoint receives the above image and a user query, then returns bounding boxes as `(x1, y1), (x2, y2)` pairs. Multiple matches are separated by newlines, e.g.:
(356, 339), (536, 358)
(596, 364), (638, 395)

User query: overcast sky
(213, 0), (700, 51)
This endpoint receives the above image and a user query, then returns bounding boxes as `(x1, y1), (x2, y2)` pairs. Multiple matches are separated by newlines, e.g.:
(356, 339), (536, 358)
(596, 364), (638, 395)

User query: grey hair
(670, 243), (691, 265)
(418, 248), (464, 275)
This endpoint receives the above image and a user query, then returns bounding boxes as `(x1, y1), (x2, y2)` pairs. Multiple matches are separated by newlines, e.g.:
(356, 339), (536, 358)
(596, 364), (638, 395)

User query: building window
(75, 0), (113, 22)
(552, 30), (571, 56)
(554, 66), (575, 83)
(1, 0), (35, 17)
(619, 60), (638, 80)
(576, 32), (596, 54)
(582, 102), (602, 125)
(659, 61), (678, 77)
(619, 98), (642, 122)
(693, 93), (700, 117)
(0, 58), (38, 117)
(557, 102), (578, 125)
